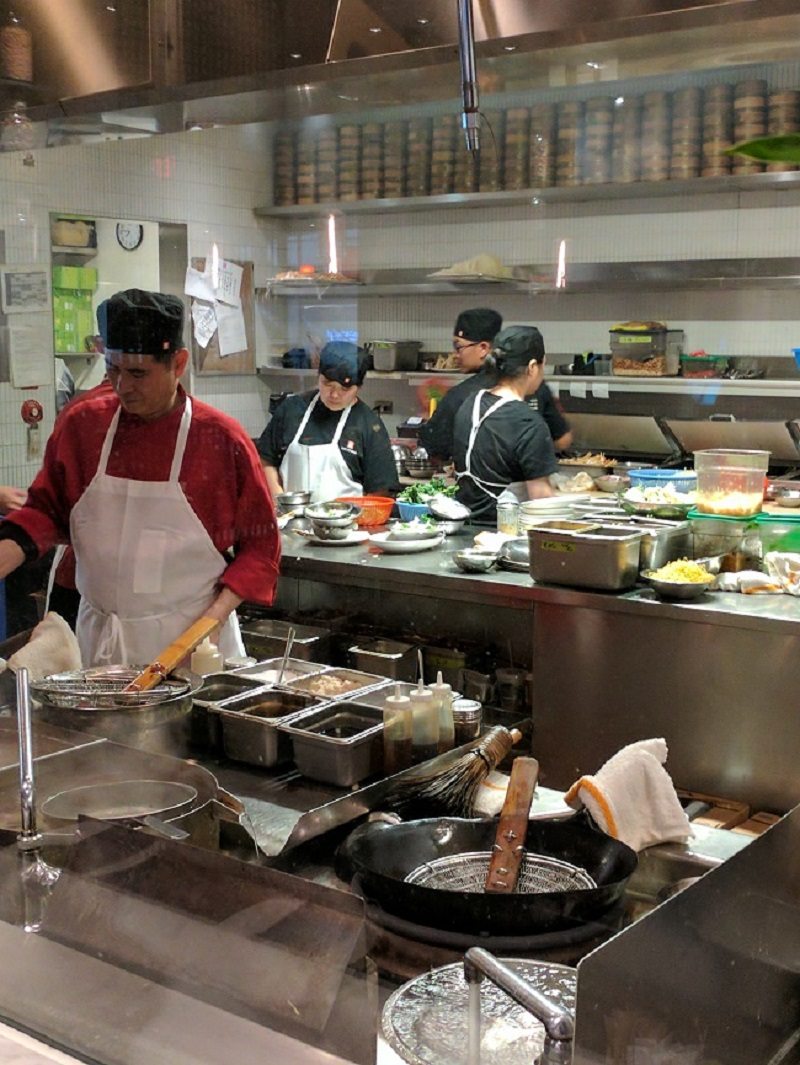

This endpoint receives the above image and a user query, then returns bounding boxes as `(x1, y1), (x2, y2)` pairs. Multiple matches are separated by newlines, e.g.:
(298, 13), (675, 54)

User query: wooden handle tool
(484, 756), (539, 894)
(124, 615), (220, 693)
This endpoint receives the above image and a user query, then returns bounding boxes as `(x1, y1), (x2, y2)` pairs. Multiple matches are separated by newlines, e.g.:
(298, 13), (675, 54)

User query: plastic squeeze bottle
(190, 637), (223, 675)
(410, 680), (438, 764)
(428, 671), (455, 753)
(382, 684), (413, 775)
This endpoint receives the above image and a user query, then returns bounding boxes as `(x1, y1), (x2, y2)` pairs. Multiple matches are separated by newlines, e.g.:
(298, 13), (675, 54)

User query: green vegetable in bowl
(397, 476), (457, 504)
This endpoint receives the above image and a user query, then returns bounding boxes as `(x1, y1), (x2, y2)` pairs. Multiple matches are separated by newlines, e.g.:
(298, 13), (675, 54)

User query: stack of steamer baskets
(641, 90), (671, 183)
(529, 103), (556, 187)
(702, 83), (734, 177)
(766, 89), (800, 173)
(732, 80), (768, 176)
(583, 96), (613, 185)
(556, 99), (583, 187)
(671, 87), (703, 181)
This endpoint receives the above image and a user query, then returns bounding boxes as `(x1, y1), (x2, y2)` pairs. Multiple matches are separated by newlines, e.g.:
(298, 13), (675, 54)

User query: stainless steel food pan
(528, 525), (643, 591)
(286, 668), (390, 701)
(213, 689), (322, 767)
(348, 639), (417, 682)
(229, 657), (329, 686)
(192, 672), (267, 753)
(278, 702), (384, 786)
(239, 619), (330, 662)
(601, 519), (691, 571)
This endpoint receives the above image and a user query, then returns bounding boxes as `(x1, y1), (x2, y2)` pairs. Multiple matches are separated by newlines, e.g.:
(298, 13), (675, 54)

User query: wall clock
(116, 221), (144, 251)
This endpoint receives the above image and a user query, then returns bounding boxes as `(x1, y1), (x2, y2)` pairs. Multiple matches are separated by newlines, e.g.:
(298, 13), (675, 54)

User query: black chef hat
(494, 325), (545, 366)
(453, 308), (502, 343)
(319, 341), (368, 387)
(98, 289), (184, 359)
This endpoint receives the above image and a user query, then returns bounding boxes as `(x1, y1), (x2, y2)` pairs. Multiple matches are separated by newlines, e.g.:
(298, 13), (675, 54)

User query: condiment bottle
(382, 684), (412, 775)
(409, 681), (438, 764)
(190, 637), (223, 675)
(0, 11), (32, 82)
(427, 670), (454, 753)
(452, 698), (482, 745)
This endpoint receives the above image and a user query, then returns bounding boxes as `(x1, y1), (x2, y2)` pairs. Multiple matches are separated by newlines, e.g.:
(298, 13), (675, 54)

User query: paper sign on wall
(191, 300), (217, 349)
(216, 302), (247, 357)
(8, 315), (53, 387)
(184, 265), (215, 302)
(215, 260), (243, 307)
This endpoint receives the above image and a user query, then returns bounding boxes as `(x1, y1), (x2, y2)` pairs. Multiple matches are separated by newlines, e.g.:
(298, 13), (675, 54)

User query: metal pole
(457, 0), (480, 153)
(16, 667), (40, 848)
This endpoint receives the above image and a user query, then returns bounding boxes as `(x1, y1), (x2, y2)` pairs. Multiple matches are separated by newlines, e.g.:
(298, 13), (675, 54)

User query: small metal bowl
(305, 501), (362, 527)
(640, 571), (716, 600)
(311, 520), (356, 540)
(772, 488), (800, 509)
(433, 518), (467, 536)
(453, 549), (498, 573)
(595, 474), (629, 494)
(388, 521), (437, 541)
(276, 490), (311, 512)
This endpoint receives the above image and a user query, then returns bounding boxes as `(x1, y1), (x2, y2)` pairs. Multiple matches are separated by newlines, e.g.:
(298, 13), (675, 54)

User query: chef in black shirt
(258, 341), (398, 503)
(419, 308), (572, 462)
(453, 325), (558, 524)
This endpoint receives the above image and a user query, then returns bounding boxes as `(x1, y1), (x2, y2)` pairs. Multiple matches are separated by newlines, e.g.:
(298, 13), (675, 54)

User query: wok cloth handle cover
(124, 615), (220, 693)
(484, 756), (539, 894)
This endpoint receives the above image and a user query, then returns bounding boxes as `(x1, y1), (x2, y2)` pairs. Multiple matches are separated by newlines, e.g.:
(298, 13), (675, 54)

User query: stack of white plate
(518, 492), (594, 529)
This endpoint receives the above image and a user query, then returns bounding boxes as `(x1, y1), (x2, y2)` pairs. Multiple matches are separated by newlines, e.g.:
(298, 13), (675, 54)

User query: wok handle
(484, 756), (538, 894)
(124, 615), (220, 692)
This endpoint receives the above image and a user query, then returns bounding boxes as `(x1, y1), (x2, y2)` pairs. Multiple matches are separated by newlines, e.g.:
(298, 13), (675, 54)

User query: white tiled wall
(3, 116), (800, 493)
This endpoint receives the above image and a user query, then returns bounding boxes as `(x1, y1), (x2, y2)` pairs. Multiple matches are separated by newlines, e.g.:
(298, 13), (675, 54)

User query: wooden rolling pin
(124, 615), (220, 693)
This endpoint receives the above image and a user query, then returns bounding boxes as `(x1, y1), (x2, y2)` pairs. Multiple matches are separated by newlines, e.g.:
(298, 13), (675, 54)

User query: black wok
(336, 813), (637, 936)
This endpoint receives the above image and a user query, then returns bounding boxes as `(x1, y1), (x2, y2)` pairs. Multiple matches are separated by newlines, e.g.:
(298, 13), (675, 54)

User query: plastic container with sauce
(409, 682), (438, 764)
(191, 637), (224, 676)
(383, 685), (412, 774)
(427, 671), (454, 753)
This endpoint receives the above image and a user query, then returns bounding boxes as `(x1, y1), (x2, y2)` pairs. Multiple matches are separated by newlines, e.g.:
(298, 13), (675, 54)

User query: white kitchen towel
(8, 612), (82, 682)
(564, 738), (692, 852)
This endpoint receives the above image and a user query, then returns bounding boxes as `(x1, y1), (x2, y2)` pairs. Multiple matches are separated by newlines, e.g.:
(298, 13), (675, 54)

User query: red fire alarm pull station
(21, 399), (44, 459)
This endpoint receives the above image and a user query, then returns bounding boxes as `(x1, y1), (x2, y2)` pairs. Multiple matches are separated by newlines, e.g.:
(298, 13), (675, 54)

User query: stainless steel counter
(280, 533), (800, 812)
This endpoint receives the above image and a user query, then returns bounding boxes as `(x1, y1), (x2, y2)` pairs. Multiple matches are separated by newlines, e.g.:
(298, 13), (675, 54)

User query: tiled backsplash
(1, 120), (799, 491)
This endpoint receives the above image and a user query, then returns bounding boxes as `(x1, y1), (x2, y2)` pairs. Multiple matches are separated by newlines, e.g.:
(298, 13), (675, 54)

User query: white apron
(71, 397), (244, 667)
(455, 390), (528, 505)
(279, 393), (362, 503)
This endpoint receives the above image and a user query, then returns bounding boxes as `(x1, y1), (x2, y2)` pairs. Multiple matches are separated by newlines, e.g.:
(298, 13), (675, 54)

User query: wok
(336, 813), (637, 936)
(41, 779), (199, 841)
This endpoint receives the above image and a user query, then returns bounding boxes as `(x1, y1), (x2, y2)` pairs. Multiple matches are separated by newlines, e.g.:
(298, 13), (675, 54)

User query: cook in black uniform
(419, 308), (572, 462)
(258, 341), (398, 503)
(453, 325), (558, 524)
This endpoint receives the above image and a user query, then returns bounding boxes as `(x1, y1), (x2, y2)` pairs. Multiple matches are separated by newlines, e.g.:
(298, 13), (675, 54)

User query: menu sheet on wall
(1, 267), (50, 314)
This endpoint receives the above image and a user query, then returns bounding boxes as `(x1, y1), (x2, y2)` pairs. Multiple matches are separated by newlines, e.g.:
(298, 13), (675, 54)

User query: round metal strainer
(31, 666), (201, 709)
(405, 851), (597, 893)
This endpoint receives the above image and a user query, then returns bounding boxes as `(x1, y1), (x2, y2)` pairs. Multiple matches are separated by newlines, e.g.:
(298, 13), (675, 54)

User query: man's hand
(0, 486), (26, 514)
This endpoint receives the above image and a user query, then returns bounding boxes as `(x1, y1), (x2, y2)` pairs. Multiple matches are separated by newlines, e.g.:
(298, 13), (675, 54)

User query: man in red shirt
(0, 289), (280, 667)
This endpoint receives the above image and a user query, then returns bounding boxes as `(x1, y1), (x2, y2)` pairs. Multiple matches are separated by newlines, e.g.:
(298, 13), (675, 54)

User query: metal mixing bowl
(305, 501), (362, 526)
(772, 488), (800, 509)
(276, 490), (312, 512)
(453, 549), (498, 573)
(640, 571), (715, 600)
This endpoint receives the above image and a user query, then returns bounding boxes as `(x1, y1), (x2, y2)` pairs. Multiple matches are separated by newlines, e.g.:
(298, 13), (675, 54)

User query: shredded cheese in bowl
(650, 559), (713, 583)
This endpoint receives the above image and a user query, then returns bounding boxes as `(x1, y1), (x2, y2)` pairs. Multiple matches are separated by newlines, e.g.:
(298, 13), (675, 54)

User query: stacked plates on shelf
(518, 492), (593, 529)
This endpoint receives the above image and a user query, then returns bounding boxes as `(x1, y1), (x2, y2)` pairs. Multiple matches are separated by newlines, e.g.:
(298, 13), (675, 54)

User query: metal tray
(286, 668), (390, 701)
(348, 639), (417, 682)
(230, 657), (329, 686)
(528, 525), (643, 591)
(212, 689), (322, 767)
(278, 702), (384, 786)
(239, 619), (331, 661)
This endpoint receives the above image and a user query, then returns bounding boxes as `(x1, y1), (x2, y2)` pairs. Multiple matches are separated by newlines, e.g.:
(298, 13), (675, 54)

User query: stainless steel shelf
(255, 171), (800, 219)
(256, 366), (462, 382)
(256, 258), (800, 296)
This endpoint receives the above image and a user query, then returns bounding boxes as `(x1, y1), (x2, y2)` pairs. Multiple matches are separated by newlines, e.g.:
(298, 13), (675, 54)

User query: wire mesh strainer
(31, 666), (200, 709)
(405, 851), (597, 893)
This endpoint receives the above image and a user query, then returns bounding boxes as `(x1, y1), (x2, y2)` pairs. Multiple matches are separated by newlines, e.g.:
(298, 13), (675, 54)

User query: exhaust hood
(5, 0), (800, 146)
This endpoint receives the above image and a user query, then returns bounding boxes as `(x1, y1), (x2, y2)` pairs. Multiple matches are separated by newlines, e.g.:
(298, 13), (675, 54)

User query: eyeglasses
(452, 341), (480, 354)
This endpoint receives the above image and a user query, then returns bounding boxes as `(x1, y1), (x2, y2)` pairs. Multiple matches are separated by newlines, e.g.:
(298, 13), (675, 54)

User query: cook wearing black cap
(453, 325), (558, 524)
(259, 340), (398, 503)
(419, 309), (572, 462)
(0, 288), (280, 666)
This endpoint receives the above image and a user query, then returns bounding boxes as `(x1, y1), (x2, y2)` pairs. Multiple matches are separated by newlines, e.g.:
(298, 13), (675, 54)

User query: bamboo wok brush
(385, 725), (522, 818)
(124, 615), (220, 693)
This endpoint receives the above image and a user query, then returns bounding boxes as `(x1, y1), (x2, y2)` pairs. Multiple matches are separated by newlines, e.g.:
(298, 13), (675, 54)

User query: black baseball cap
(494, 325), (545, 364)
(453, 308), (502, 343)
(319, 341), (368, 387)
(99, 289), (184, 354)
